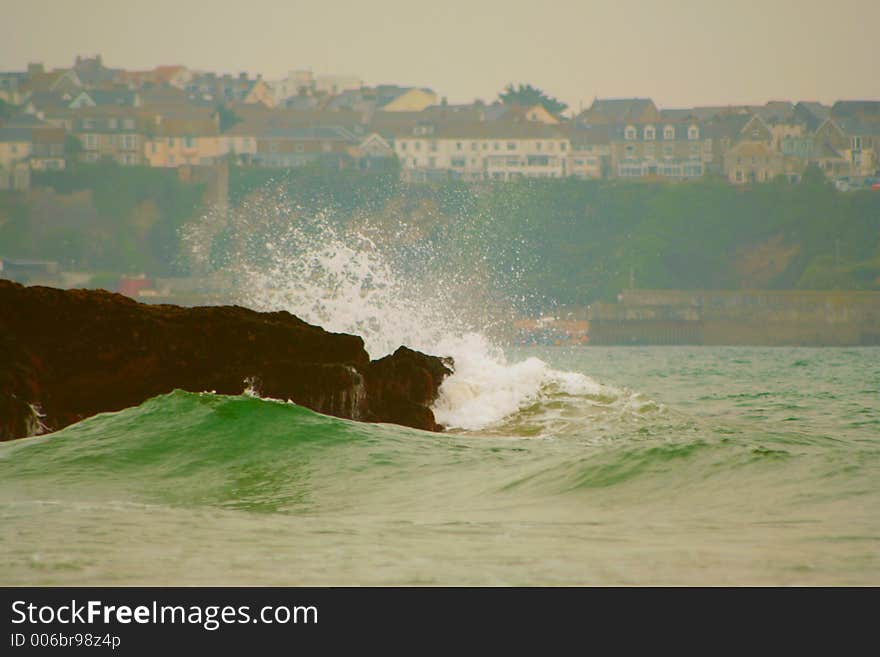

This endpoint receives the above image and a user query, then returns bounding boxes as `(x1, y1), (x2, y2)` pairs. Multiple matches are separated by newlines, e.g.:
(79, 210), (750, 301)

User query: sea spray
(182, 190), (617, 431)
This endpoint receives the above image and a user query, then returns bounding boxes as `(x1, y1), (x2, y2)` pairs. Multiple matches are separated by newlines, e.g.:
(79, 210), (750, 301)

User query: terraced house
(394, 121), (569, 181)
(253, 126), (360, 168)
(610, 119), (708, 179)
(0, 115), (65, 171)
(0, 125), (31, 172)
(71, 106), (147, 165)
(574, 99), (708, 179)
(143, 110), (221, 167)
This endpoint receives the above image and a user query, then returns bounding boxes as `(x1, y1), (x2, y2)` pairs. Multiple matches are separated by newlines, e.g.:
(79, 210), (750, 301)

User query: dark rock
(364, 347), (454, 432)
(0, 280), (453, 440)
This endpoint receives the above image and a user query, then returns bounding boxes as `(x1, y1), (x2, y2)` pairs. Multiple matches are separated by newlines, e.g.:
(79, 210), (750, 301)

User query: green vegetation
(215, 104), (242, 132)
(0, 162), (203, 274)
(0, 98), (14, 121)
(2, 162), (879, 307)
(227, 166), (880, 308)
(229, 162), (400, 215)
(498, 83), (568, 114)
(469, 176), (880, 306)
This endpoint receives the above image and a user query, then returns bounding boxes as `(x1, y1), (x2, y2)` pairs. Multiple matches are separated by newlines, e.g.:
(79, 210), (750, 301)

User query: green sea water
(1, 346), (877, 585)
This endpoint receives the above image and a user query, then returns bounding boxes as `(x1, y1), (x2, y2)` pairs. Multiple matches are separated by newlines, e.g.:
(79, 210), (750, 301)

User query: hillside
(2, 164), (878, 308)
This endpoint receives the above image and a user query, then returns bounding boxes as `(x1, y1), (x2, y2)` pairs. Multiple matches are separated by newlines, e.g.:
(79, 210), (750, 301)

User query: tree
(215, 104), (242, 132)
(0, 98), (13, 121)
(800, 162), (829, 188)
(64, 134), (83, 165)
(498, 83), (568, 115)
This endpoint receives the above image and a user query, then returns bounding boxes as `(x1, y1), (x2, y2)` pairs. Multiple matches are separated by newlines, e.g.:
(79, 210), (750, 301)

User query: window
(507, 142), (515, 151)
(295, 144), (304, 152)
(644, 125), (656, 140)
(169, 137), (175, 147)
(323, 142), (332, 153)
(456, 142), (463, 151)
(663, 144), (674, 158)
(451, 158), (466, 167)
(85, 134), (98, 149)
(688, 125), (699, 140)
(429, 141), (437, 152)
(644, 144), (655, 157)
(624, 126), (636, 140)
(151, 142), (157, 154)
(168, 154), (175, 164)
(124, 119), (135, 130)
(428, 157), (436, 167)
(471, 142), (478, 151)
(560, 142), (566, 151)
(184, 137), (195, 148)
(414, 141), (421, 151)
(852, 137), (862, 150)
(663, 125), (675, 140)
(400, 142), (407, 150)
(493, 142), (500, 150)
(536, 142), (542, 151)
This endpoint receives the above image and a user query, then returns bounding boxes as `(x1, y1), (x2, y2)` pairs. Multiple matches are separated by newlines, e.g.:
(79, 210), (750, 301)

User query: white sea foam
(183, 195), (613, 431)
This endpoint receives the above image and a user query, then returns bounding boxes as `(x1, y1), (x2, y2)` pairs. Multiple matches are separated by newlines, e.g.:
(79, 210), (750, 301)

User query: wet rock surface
(0, 280), (452, 440)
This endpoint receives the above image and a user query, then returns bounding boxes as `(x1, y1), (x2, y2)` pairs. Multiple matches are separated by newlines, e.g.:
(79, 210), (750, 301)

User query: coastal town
(2, 55), (880, 347)
(1, 55), (879, 191)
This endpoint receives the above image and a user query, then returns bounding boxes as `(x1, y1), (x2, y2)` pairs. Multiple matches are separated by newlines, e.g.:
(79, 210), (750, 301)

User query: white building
(393, 122), (570, 182)
(314, 75), (362, 96)
(269, 70), (315, 104)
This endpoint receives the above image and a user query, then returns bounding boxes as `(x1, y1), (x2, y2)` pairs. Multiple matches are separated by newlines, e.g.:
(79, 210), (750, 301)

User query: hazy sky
(3, 0), (878, 111)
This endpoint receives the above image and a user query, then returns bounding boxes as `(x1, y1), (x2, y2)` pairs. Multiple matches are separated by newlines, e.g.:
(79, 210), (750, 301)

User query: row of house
(1, 55), (878, 188)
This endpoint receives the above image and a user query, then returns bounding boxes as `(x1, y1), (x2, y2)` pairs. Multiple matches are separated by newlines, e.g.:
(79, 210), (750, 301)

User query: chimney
(27, 62), (44, 76)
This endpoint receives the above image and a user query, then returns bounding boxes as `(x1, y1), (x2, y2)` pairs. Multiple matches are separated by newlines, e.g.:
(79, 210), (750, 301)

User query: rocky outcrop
(0, 280), (452, 440)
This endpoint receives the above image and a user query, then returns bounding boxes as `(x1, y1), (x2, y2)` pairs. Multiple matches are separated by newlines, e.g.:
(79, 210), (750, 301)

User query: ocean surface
(3, 209), (878, 585)
(1, 345), (877, 586)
